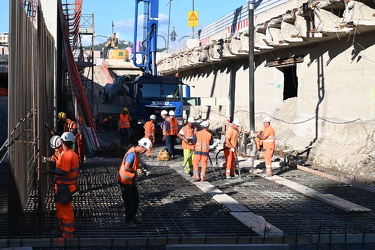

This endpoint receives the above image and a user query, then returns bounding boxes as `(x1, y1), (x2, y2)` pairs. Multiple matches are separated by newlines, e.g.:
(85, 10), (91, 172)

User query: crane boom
(133, 0), (159, 76)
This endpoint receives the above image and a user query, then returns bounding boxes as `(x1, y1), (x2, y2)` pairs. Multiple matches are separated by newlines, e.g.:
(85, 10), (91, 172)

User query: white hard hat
(263, 117), (271, 123)
(138, 138), (152, 150)
(169, 110), (175, 116)
(232, 119), (241, 126)
(150, 114), (156, 120)
(201, 121), (210, 128)
(61, 132), (76, 143)
(161, 110), (168, 116)
(50, 135), (63, 149)
(187, 117), (194, 123)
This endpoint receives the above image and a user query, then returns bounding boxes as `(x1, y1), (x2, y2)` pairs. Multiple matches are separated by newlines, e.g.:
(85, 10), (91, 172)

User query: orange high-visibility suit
(55, 149), (79, 238)
(224, 126), (239, 177)
(260, 126), (275, 175)
(144, 120), (155, 155)
(192, 129), (213, 181)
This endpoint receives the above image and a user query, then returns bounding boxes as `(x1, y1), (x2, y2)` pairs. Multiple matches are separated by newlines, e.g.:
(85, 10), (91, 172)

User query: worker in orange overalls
(44, 132), (79, 238)
(143, 114), (156, 156)
(58, 111), (83, 162)
(166, 110), (178, 158)
(118, 107), (132, 148)
(177, 116), (197, 175)
(118, 138), (152, 227)
(255, 117), (275, 176)
(224, 118), (241, 179)
(42, 135), (64, 163)
(192, 121), (213, 181)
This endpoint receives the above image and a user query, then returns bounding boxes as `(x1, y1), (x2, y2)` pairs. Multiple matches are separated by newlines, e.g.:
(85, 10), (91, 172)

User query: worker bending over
(118, 138), (152, 227)
(177, 116), (197, 175)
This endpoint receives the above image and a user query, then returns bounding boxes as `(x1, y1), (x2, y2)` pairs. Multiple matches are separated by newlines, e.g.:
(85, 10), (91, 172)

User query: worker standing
(192, 121), (213, 181)
(167, 110), (178, 158)
(255, 117), (275, 176)
(118, 138), (152, 227)
(224, 119), (241, 179)
(118, 107), (132, 148)
(144, 114), (156, 156)
(177, 117), (197, 175)
(161, 110), (173, 158)
(44, 132), (79, 238)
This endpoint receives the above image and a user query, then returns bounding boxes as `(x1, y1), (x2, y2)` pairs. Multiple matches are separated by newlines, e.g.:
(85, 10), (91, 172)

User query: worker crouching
(192, 121), (213, 182)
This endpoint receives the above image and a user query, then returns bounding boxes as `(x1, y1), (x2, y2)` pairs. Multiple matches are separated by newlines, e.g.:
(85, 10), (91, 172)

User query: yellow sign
(188, 11), (198, 27)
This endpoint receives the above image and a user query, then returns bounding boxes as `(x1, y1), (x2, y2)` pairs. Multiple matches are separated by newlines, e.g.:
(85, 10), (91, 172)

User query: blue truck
(104, 0), (190, 141)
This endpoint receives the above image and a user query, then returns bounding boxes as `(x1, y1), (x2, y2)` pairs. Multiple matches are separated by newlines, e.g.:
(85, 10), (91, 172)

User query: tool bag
(157, 149), (170, 161)
(55, 184), (72, 204)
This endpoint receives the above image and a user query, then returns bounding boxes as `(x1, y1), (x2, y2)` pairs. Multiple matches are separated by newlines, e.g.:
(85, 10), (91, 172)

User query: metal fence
(7, 0), (55, 237)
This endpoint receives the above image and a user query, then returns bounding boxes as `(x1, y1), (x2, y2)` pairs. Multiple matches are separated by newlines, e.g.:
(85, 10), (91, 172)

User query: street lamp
(158, 35), (167, 49)
(248, 0), (255, 132)
(167, 0), (173, 52)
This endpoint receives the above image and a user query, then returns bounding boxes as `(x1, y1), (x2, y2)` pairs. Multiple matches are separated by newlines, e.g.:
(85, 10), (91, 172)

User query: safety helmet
(50, 135), (63, 149)
(201, 121), (210, 128)
(263, 117), (271, 123)
(150, 114), (156, 120)
(232, 119), (241, 126)
(169, 110), (175, 116)
(187, 117), (194, 123)
(61, 132), (76, 143)
(108, 116), (112, 120)
(58, 112), (66, 120)
(123, 107), (128, 112)
(161, 110), (168, 116)
(138, 138), (152, 150)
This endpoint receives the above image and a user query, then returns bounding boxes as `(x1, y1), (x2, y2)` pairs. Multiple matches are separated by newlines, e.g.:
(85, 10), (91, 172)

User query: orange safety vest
(64, 119), (77, 133)
(119, 113), (130, 129)
(167, 117), (178, 135)
(55, 149), (79, 187)
(261, 125), (275, 150)
(194, 130), (212, 154)
(117, 147), (139, 185)
(144, 121), (155, 139)
(181, 124), (195, 150)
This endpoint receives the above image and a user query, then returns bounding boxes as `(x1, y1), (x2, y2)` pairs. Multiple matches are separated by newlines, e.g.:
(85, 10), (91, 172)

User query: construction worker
(192, 121), (213, 182)
(44, 132), (79, 238)
(118, 138), (152, 227)
(161, 110), (173, 158)
(58, 112), (77, 134)
(255, 117), (275, 176)
(57, 111), (82, 161)
(118, 107), (132, 148)
(166, 110), (178, 158)
(224, 118), (241, 179)
(177, 116), (197, 175)
(144, 114), (156, 156)
(42, 135), (64, 163)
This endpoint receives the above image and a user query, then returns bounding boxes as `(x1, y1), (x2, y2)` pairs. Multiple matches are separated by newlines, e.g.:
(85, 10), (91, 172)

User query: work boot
(193, 177), (200, 182)
(225, 175), (232, 179)
(51, 229), (63, 238)
(133, 218), (143, 224)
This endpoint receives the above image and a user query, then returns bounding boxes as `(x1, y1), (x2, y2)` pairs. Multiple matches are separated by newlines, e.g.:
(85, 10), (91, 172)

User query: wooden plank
(268, 175), (371, 212)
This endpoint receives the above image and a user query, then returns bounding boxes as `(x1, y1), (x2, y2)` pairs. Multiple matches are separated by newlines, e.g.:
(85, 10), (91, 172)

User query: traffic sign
(188, 11), (198, 27)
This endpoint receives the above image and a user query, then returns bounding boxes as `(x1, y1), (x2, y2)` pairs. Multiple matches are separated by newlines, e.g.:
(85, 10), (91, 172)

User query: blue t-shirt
(125, 152), (136, 164)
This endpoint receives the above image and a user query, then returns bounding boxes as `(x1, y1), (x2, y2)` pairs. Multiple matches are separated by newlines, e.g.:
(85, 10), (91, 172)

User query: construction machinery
(105, 0), (190, 140)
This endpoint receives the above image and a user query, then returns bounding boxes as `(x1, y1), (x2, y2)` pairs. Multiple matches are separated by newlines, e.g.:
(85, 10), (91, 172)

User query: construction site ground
(1, 129), (375, 249)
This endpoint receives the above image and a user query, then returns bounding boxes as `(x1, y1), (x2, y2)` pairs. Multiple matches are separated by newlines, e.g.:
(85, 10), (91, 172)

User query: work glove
(136, 168), (143, 177)
(42, 156), (48, 163)
(231, 148), (235, 153)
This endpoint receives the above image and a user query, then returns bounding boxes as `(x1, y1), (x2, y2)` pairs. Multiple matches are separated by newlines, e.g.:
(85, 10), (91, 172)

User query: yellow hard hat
(108, 116), (112, 119)
(58, 112), (66, 120)
(123, 107), (128, 112)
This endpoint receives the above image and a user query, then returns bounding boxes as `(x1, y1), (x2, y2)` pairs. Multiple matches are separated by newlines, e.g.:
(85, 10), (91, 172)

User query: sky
(0, 0), (249, 48)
